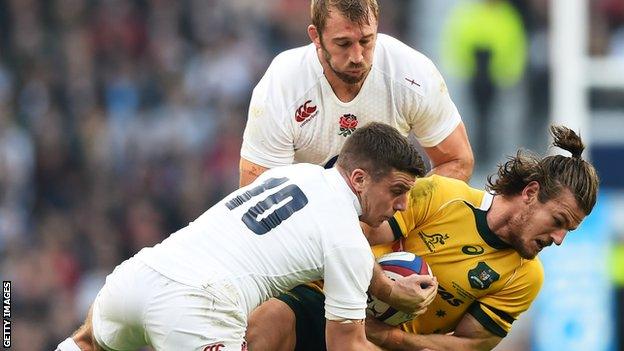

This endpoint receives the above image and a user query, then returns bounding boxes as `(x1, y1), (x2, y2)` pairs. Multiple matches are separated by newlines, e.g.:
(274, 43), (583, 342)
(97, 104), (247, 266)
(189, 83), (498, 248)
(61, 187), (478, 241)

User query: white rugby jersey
(136, 164), (374, 320)
(241, 33), (461, 168)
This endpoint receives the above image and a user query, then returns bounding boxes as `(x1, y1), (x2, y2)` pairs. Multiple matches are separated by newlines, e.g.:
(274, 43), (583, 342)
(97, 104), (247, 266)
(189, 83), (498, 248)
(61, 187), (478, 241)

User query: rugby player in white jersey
(55, 123), (435, 351)
(242, 0), (471, 349)
(239, 0), (474, 188)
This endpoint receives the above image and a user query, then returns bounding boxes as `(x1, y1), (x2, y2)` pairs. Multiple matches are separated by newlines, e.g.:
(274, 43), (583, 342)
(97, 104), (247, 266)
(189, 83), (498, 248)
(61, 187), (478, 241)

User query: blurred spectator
(441, 0), (527, 164)
(525, 0), (549, 146)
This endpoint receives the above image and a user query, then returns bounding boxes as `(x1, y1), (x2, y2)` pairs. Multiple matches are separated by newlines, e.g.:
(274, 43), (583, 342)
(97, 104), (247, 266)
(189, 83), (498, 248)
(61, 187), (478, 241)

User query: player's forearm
(428, 157), (473, 182)
(327, 320), (384, 351)
(328, 338), (384, 351)
(376, 329), (497, 351)
(239, 158), (269, 187)
(369, 263), (393, 302)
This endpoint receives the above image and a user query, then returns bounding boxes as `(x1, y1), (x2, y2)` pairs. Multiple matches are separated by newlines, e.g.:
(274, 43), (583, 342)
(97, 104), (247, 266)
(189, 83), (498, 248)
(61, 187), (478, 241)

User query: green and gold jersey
(372, 175), (543, 337)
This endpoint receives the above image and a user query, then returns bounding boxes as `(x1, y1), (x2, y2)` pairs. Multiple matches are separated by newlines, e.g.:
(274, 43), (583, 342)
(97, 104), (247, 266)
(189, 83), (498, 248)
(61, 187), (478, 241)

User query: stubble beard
(507, 207), (538, 259)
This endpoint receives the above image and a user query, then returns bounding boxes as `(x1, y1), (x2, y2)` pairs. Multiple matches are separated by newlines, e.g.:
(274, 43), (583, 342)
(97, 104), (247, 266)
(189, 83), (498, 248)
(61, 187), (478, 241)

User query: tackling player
(249, 125), (599, 351)
(54, 123), (431, 351)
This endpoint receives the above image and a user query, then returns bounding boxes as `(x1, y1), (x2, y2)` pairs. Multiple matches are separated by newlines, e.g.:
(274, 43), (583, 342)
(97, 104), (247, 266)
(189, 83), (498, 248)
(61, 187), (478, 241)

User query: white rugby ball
(366, 251), (432, 326)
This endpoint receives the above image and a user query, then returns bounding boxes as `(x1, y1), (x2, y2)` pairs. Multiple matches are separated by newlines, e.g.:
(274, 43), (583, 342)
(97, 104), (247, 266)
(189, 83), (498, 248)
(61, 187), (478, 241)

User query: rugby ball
(366, 251), (432, 326)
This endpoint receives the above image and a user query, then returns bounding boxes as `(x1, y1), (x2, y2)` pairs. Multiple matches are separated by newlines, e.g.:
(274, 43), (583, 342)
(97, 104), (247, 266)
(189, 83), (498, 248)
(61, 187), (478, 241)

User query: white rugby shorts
(91, 257), (248, 351)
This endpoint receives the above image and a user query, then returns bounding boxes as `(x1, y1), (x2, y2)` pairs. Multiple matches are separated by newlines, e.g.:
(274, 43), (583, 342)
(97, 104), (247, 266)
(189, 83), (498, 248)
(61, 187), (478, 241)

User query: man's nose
(551, 229), (568, 246)
(350, 44), (364, 64)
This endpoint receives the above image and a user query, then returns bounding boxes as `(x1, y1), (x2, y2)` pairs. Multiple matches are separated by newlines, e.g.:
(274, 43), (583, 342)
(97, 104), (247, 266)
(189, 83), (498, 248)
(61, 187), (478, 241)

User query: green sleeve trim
(467, 302), (508, 337)
(486, 304), (515, 324)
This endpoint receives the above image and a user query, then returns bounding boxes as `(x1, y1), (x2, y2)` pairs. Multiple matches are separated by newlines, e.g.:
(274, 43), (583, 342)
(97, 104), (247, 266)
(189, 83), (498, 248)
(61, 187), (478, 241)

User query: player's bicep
(423, 121), (474, 181)
(241, 89), (295, 168)
(453, 312), (502, 351)
(239, 157), (269, 187)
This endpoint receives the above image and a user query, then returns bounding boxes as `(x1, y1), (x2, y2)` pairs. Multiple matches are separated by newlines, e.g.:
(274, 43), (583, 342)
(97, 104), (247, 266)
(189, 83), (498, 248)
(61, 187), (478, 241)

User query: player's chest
(291, 99), (407, 165)
(401, 222), (521, 303)
(294, 96), (403, 135)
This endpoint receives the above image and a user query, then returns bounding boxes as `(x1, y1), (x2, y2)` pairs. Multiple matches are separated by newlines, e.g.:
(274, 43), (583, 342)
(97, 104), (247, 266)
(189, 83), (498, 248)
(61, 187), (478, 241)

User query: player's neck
(485, 195), (513, 243)
(326, 74), (365, 102)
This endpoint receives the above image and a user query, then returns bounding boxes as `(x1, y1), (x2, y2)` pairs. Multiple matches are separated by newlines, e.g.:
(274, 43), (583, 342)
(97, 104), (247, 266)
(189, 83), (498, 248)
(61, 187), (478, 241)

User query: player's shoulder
(408, 175), (487, 210)
(258, 43), (323, 103)
(519, 256), (545, 282)
(500, 255), (544, 299)
(270, 44), (315, 71)
(374, 34), (442, 94)
(412, 175), (478, 197)
(262, 163), (324, 180)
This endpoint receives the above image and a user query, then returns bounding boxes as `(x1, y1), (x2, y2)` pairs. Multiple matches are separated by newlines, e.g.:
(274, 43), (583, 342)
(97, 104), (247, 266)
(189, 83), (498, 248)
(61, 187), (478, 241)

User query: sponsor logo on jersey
(418, 231), (450, 252)
(468, 262), (500, 290)
(295, 100), (318, 126)
(338, 113), (358, 137)
(461, 245), (485, 255)
(437, 284), (464, 307)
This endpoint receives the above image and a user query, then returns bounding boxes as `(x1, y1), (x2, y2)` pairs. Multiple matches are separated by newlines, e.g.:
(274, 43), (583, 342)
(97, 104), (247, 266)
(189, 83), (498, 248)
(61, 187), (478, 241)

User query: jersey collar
(325, 167), (363, 216)
(468, 195), (511, 250)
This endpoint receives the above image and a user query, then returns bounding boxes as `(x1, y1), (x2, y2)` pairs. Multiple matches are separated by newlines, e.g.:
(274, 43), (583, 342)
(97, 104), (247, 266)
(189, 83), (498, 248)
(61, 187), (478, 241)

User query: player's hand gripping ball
(366, 251), (432, 326)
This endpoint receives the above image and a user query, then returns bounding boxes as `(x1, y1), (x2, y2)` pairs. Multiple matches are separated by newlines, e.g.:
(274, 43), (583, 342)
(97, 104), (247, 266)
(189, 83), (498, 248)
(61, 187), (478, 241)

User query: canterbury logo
(203, 343), (225, 351)
(295, 100), (317, 122)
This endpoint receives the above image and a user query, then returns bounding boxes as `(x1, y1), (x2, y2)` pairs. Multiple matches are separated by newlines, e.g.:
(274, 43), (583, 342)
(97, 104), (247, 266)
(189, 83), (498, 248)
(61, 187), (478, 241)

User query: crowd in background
(0, 1), (622, 350)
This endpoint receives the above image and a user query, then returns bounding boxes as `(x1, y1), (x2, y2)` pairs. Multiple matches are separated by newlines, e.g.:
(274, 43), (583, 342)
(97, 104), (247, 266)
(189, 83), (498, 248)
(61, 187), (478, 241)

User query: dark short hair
(487, 125), (599, 214)
(311, 0), (379, 34)
(337, 122), (426, 180)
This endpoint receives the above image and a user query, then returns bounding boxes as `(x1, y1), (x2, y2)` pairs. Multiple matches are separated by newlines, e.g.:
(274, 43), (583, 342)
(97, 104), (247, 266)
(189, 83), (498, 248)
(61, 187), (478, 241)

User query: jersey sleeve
(401, 58), (461, 147)
(468, 258), (544, 336)
(323, 245), (374, 320)
(391, 175), (484, 239)
(240, 70), (296, 168)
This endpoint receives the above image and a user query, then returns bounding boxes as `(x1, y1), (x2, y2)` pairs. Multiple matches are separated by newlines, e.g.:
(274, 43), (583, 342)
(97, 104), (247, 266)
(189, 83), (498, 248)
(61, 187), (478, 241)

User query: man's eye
(554, 217), (562, 226)
(337, 42), (349, 47)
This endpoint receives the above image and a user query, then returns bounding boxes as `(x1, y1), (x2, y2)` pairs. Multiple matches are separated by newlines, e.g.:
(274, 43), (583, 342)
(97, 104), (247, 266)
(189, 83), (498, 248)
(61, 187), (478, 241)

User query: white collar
(479, 192), (494, 211)
(325, 167), (363, 216)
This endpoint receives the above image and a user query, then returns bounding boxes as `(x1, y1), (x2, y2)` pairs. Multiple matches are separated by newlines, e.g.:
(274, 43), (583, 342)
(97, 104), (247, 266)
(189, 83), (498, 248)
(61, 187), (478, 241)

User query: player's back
(136, 163), (372, 316)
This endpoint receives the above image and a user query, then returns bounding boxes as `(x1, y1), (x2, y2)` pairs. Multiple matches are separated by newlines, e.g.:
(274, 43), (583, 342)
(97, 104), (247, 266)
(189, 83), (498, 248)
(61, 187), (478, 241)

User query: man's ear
(349, 168), (368, 193)
(522, 181), (540, 204)
(308, 25), (321, 49)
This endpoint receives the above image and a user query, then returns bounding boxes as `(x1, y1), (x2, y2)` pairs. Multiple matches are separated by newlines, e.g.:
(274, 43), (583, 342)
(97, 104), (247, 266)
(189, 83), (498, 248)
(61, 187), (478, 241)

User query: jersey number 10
(225, 177), (309, 235)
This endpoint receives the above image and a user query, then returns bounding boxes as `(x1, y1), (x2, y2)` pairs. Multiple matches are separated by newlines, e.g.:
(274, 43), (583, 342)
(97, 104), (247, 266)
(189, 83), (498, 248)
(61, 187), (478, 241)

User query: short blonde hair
(311, 0), (379, 35)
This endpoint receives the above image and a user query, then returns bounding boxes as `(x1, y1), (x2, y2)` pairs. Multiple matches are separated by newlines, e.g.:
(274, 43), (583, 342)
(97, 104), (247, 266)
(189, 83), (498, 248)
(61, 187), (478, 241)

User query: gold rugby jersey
(372, 175), (543, 337)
